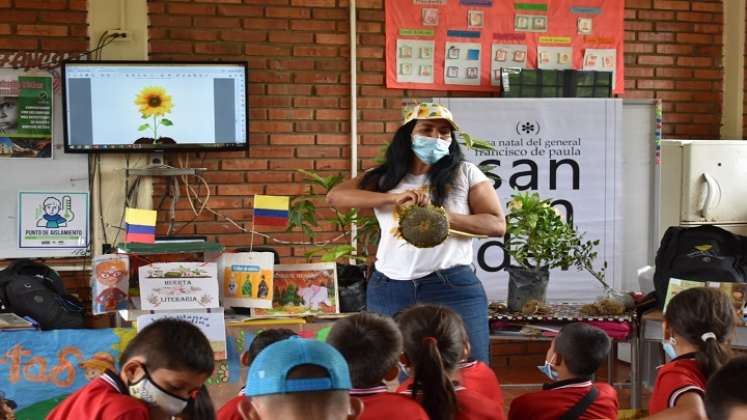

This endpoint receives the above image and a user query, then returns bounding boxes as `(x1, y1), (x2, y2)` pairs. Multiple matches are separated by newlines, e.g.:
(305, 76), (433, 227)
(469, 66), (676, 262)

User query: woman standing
(327, 102), (505, 363)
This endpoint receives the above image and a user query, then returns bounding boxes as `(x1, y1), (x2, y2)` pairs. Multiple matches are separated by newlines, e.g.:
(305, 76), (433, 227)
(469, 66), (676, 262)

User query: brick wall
(146, 0), (725, 258)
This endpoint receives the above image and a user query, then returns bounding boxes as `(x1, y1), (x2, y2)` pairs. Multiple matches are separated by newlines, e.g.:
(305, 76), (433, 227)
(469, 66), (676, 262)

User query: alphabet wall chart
(385, 0), (624, 93)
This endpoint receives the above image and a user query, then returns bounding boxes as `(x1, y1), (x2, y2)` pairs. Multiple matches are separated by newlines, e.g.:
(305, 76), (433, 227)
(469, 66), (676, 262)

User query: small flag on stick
(253, 195), (289, 227)
(125, 208), (157, 243)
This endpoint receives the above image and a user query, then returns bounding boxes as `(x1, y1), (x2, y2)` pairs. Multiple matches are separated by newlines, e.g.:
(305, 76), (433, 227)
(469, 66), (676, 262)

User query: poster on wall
(385, 0), (624, 93)
(18, 192), (89, 249)
(138, 262), (220, 310)
(0, 328), (136, 417)
(91, 254), (130, 315)
(137, 309), (227, 360)
(437, 98), (623, 303)
(0, 69), (53, 158)
(219, 252), (274, 309)
(252, 263), (339, 317)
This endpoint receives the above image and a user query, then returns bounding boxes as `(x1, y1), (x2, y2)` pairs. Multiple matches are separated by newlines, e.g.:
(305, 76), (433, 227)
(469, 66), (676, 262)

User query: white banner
(438, 98), (623, 302)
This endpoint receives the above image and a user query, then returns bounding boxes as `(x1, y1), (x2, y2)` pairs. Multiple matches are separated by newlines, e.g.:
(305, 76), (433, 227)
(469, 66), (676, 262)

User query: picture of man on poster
(0, 95), (18, 134)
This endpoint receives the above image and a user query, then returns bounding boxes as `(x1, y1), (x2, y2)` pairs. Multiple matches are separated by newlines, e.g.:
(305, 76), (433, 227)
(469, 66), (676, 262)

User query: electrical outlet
(108, 30), (130, 42)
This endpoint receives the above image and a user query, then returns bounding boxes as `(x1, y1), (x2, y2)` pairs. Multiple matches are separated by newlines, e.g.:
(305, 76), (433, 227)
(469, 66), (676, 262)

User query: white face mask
(128, 367), (190, 416)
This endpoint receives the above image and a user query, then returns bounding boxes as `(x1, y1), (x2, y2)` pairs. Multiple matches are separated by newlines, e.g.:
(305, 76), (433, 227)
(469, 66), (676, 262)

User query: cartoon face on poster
(91, 254), (130, 315)
(252, 263), (339, 317)
(138, 262), (220, 310)
(18, 192), (89, 249)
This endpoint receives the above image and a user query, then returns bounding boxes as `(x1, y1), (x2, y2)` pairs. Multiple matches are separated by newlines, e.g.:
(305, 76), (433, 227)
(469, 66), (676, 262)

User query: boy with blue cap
(236, 337), (363, 420)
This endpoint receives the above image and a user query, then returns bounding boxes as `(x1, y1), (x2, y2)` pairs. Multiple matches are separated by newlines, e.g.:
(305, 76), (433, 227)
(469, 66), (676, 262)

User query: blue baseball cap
(244, 337), (352, 397)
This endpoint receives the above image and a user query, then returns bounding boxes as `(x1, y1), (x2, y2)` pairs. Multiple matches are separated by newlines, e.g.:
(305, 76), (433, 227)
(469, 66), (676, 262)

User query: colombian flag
(253, 195), (289, 227)
(125, 208), (157, 244)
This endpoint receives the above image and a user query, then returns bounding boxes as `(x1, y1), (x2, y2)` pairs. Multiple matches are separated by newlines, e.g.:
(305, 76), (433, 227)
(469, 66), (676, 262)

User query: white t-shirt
(373, 161), (490, 280)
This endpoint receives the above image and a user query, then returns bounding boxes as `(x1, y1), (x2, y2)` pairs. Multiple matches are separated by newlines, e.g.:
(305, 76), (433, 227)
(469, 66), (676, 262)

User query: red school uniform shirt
(508, 378), (618, 420)
(217, 394), (245, 420)
(648, 353), (706, 415)
(351, 385), (429, 420)
(47, 371), (149, 420)
(401, 383), (506, 420)
(398, 360), (504, 402)
(459, 360), (504, 406)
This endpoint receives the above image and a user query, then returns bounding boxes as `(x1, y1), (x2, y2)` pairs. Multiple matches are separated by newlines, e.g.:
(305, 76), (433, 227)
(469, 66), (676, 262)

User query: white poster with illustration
(583, 48), (617, 89)
(396, 39), (435, 84)
(18, 192), (88, 249)
(490, 44), (528, 86)
(537, 46), (574, 70)
(437, 98), (623, 303)
(138, 262), (220, 310)
(91, 254), (130, 315)
(219, 252), (274, 309)
(137, 309), (227, 360)
(444, 42), (481, 86)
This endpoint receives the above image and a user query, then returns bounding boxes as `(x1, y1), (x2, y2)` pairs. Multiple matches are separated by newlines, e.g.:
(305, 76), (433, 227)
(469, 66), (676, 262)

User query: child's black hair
(397, 304), (467, 420)
(665, 287), (735, 379)
(120, 318), (214, 375)
(554, 323), (610, 377)
(326, 312), (402, 388)
(705, 356), (747, 420)
(245, 328), (297, 366)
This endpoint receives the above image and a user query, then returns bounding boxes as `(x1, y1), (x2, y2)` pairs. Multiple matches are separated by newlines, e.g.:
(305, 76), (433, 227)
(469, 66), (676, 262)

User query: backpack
(653, 225), (747, 308)
(0, 259), (84, 330)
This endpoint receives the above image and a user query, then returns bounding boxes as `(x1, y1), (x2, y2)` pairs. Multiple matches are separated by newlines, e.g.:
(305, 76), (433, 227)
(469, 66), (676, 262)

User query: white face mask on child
(128, 366), (190, 416)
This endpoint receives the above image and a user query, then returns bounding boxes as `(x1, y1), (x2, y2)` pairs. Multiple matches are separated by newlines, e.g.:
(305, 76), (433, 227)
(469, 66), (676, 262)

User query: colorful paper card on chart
(125, 208), (157, 243)
(253, 195), (289, 226)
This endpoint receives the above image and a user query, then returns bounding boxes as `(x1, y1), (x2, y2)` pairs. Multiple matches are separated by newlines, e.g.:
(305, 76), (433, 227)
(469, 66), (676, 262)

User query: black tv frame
(61, 60), (249, 153)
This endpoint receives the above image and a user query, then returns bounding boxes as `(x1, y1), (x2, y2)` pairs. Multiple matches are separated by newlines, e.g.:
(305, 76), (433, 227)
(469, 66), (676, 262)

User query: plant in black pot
(504, 191), (594, 312)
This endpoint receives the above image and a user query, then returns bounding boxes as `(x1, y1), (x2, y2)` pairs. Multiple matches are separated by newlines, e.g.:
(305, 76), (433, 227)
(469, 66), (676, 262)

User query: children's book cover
(665, 278), (747, 319)
(91, 254), (130, 315)
(137, 309), (227, 360)
(219, 252), (274, 309)
(252, 263), (339, 317)
(138, 262), (219, 310)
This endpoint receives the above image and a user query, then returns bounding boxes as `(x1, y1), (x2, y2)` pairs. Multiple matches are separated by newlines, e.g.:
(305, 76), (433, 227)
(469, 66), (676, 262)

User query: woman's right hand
(392, 190), (430, 207)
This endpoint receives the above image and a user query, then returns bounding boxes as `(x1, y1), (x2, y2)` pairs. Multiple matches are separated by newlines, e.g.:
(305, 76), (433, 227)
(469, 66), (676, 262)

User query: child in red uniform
(705, 356), (747, 420)
(235, 337), (363, 420)
(648, 287), (735, 419)
(47, 318), (214, 420)
(217, 328), (297, 420)
(399, 352), (504, 403)
(397, 304), (504, 420)
(326, 312), (429, 420)
(508, 323), (618, 420)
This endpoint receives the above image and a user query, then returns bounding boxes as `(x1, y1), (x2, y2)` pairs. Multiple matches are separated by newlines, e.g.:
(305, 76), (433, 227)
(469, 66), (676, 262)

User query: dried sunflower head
(393, 204), (449, 248)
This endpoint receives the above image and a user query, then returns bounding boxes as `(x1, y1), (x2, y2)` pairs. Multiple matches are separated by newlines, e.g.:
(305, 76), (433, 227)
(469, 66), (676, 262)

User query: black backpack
(0, 259), (84, 330)
(654, 225), (747, 308)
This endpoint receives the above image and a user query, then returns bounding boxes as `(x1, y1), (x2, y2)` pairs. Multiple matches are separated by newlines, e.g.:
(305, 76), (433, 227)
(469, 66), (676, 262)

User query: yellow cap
(402, 102), (458, 130)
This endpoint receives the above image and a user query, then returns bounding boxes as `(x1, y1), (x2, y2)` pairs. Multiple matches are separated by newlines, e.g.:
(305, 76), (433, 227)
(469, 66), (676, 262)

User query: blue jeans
(366, 265), (490, 364)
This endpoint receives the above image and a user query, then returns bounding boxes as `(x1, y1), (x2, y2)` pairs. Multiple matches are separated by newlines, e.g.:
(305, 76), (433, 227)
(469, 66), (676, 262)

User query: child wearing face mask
(647, 287), (735, 419)
(508, 323), (618, 420)
(47, 318), (215, 420)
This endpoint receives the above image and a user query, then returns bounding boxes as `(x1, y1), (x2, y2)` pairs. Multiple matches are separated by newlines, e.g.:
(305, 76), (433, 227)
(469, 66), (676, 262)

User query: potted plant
(504, 191), (605, 311)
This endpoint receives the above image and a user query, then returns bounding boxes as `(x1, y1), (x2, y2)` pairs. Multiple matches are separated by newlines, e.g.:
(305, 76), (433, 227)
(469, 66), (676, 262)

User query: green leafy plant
(505, 191), (606, 284)
(287, 169), (380, 263)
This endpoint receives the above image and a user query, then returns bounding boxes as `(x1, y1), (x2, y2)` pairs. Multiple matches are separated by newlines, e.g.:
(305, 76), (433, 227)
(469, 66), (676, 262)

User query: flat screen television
(62, 61), (248, 153)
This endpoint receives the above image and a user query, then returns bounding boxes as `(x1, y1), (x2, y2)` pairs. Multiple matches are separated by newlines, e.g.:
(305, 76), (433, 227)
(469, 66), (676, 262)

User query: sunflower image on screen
(133, 86), (176, 145)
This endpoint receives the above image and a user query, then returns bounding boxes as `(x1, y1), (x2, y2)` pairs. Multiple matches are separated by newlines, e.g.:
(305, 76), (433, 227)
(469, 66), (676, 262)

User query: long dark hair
(359, 120), (465, 206)
(665, 287), (736, 379)
(397, 304), (467, 420)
